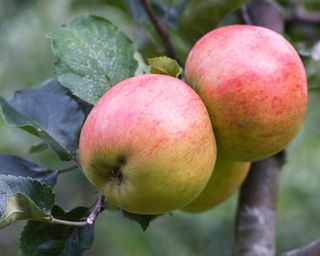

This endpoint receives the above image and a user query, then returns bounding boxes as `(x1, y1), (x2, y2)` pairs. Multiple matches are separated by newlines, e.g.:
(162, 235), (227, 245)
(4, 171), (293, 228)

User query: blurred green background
(0, 0), (320, 255)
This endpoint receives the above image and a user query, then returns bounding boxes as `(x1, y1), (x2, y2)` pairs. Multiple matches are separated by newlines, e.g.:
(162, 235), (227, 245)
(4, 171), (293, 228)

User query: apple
(185, 25), (307, 161)
(79, 74), (217, 215)
(182, 153), (250, 213)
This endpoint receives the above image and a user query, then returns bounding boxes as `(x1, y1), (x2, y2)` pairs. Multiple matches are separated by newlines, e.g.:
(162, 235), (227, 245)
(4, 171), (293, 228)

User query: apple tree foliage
(0, 0), (319, 255)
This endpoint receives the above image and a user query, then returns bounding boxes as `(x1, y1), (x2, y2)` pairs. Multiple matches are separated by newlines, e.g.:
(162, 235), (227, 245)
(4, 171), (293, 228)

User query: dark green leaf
(0, 154), (58, 186)
(177, 0), (245, 55)
(122, 210), (159, 231)
(20, 206), (94, 256)
(48, 15), (138, 104)
(0, 175), (55, 229)
(305, 57), (320, 90)
(216, 9), (244, 27)
(170, 0), (192, 27)
(148, 56), (182, 77)
(0, 78), (85, 161)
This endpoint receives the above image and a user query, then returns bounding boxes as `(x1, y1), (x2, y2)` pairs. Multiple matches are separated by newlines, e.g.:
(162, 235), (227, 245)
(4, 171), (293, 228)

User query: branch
(235, 151), (286, 256)
(139, 0), (183, 66)
(282, 240), (320, 256)
(87, 194), (105, 224)
(241, 0), (285, 34)
(292, 9), (320, 24)
(289, 0), (320, 24)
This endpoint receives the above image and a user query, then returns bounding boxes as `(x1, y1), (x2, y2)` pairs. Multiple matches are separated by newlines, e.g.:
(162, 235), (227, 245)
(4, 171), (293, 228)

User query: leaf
(216, 9), (244, 27)
(29, 143), (49, 154)
(125, 0), (145, 22)
(0, 78), (86, 161)
(0, 175), (55, 229)
(134, 51), (149, 75)
(305, 58), (320, 91)
(122, 210), (159, 231)
(243, 0), (284, 33)
(20, 206), (94, 256)
(48, 15), (138, 104)
(152, 0), (191, 28)
(177, 0), (245, 50)
(170, 0), (193, 27)
(0, 154), (58, 186)
(148, 56), (182, 77)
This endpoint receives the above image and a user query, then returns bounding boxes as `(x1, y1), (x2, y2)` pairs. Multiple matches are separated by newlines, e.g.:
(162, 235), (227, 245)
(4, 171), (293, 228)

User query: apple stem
(51, 218), (89, 227)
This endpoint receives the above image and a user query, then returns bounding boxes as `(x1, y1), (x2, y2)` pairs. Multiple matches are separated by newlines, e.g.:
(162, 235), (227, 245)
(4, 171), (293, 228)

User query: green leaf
(0, 78), (85, 161)
(29, 143), (49, 154)
(148, 56), (182, 77)
(305, 58), (320, 91)
(0, 154), (58, 186)
(122, 210), (159, 231)
(48, 15), (138, 104)
(0, 175), (55, 229)
(20, 206), (94, 256)
(177, 0), (245, 54)
(134, 51), (149, 75)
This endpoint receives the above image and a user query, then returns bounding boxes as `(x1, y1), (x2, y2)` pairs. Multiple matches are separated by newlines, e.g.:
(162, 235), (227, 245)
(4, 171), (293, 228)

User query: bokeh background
(0, 0), (320, 255)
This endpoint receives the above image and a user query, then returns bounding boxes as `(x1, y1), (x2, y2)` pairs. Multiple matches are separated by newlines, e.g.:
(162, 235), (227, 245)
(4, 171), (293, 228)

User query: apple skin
(182, 153), (250, 213)
(79, 74), (217, 215)
(185, 25), (307, 161)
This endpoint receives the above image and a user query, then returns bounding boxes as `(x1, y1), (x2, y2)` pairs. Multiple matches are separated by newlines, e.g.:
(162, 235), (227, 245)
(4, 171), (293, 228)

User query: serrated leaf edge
(0, 192), (53, 229)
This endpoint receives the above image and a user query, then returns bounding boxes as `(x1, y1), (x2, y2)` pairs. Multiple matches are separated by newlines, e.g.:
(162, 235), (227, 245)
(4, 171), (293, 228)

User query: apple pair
(79, 25), (307, 215)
